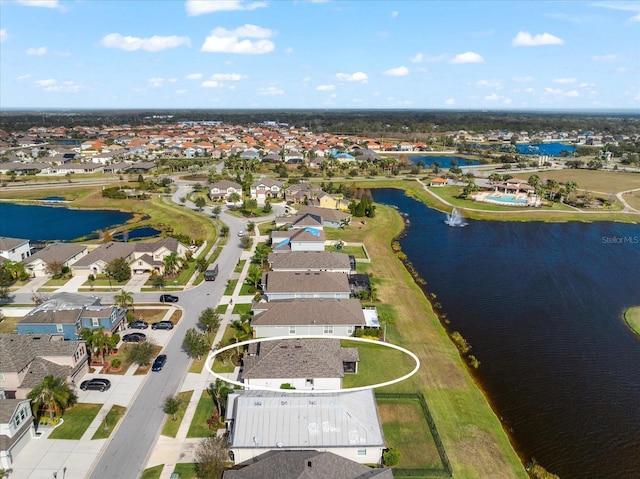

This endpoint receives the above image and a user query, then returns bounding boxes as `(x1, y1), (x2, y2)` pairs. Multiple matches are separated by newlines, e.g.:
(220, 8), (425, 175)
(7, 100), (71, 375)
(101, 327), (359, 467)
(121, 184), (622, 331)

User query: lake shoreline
(623, 307), (640, 337)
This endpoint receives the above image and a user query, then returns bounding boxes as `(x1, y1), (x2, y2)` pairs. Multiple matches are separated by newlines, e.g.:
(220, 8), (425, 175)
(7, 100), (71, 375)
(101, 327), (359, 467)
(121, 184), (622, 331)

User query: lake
(515, 142), (576, 156)
(373, 188), (640, 479)
(0, 203), (133, 241)
(408, 155), (481, 168)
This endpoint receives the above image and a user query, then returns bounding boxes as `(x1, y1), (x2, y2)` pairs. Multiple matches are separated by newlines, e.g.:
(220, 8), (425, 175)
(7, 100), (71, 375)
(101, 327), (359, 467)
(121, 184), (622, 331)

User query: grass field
(172, 463), (197, 479)
(91, 405), (126, 440)
(341, 340), (417, 389)
(140, 465), (163, 479)
(0, 315), (19, 333)
(49, 403), (102, 440)
(623, 190), (640, 211)
(186, 390), (217, 438)
(224, 279), (238, 295)
(161, 390), (194, 438)
(624, 307), (640, 337)
(536, 169), (640, 193)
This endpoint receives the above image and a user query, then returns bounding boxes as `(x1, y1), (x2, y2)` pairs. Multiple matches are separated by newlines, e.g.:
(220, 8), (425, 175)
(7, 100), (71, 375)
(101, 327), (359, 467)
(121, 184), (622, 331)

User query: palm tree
(207, 379), (232, 418)
(228, 192), (241, 206)
(113, 289), (134, 312)
(27, 375), (77, 421)
(163, 252), (180, 277)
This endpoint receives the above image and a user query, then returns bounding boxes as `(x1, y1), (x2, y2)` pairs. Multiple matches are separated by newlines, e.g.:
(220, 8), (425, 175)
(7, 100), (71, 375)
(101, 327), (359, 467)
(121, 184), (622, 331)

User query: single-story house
(268, 251), (352, 273)
(71, 242), (136, 276)
(260, 271), (351, 302)
(0, 237), (31, 262)
(270, 228), (326, 253)
(225, 389), (386, 465)
(241, 338), (358, 390)
(250, 179), (284, 204)
(221, 450), (393, 479)
(0, 398), (35, 470)
(283, 205), (351, 229)
(429, 177), (448, 187)
(209, 180), (243, 202)
(251, 298), (376, 338)
(22, 242), (88, 277)
(0, 334), (89, 400)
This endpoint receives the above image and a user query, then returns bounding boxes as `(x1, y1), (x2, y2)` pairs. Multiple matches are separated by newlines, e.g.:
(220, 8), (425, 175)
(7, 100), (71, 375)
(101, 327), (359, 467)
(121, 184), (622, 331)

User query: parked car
(129, 320), (149, 329)
(152, 354), (167, 371)
(159, 294), (179, 303)
(237, 230), (245, 237)
(152, 321), (174, 330)
(122, 332), (147, 343)
(80, 378), (111, 392)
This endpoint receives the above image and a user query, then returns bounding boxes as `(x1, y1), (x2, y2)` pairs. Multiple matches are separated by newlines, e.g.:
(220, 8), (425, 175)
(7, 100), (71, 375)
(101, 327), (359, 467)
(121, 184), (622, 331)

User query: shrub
(383, 447), (401, 466)
(110, 358), (122, 368)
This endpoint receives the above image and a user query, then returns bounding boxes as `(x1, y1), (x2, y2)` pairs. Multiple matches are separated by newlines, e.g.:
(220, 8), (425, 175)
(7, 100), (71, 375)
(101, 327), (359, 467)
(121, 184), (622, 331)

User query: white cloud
(424, 54), (448, 63)
(450, 52), (484, 63)
(410, 53), (423, 63)
(316, 84), (335, 91)
(484, 93), (499, 101)
(148, 77), (165, 87)
(16, 0), (59, 8)
(285, 47), (293, 54)
(26, 47), (47, 56)
(0, 29), (7, 43)
(476, 79), (503, 88)
(168, 78), (178, 83)
(201, 80), (222, 88)
(592, 54), (619, 62)
(544, 87), (563, 94)
(34, 78), (85, 92)
(592, 2), (640, 22)
(185, 0), (266, 16)
(444, 98), (455, 105)
(210, 73), (243, 81)
(18, 74), (31, 81)
(257, 86), (284, 95)
(383, 66), (409, 77)
(101, 33), (191, 52)
(524, 87), (535, 93)
(186, 73), (203, 80)
(553, 78), (576, 84)
(391, 11), (399, 18)
(631, 13), (640, 21)
(565, 90), (580, 97)
(35, 79), (56, 86)
(512, 31), (564, 46)
(336, 72), (368, 83)
(201, 25), (274, 54)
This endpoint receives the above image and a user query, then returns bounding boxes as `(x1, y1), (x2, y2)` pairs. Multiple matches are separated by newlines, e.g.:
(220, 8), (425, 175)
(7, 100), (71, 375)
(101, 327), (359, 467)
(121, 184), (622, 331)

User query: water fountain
(445, 207), (468, 227)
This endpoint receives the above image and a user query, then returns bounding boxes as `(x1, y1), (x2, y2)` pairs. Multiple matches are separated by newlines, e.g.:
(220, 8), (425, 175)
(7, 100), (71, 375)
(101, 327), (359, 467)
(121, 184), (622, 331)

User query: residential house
(0, 334), (88, 400)
(209, 180), (243, 202)
(71, 242), (136, 276)
(250, 179), (284, 204)
(17, 292), (126, 340)
(429, 177), (448, 187)
(260, 271), (352, 302)
(22, 243), (88, 277)
(0, 399), (35, 470)
(268, 251), (352, 274)
(0, 237), (31, 262)
(241, 339), (359, 390)
(130, 237), (189, 275)
(270, 227), (326, 253)
(251, 298), (376, 338)
(278, 205), (351, 229)
(312, 191), (350, 211)
(221, 450), (393, 479)
(284, 182), (322, 204)
(225, 390), (386, 465)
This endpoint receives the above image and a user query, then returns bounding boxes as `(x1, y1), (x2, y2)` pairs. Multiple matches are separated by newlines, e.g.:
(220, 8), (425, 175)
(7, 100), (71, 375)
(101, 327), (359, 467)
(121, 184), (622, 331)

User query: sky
(0, 0), (639, 111)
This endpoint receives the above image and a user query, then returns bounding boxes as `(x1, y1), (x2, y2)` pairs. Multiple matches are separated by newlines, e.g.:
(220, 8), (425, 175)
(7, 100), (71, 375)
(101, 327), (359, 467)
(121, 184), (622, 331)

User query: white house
(22, 243), (88, 277)
(271, 228), (326, 253)
(209, 180), (243, 202)
(267, 251), (352, 273)
(0, 399), (35, 469)
(250, 179), (284, 204)
(260, 272), (351, 302)
(225, 390), (385, 466)
(0, 237), (31, 262)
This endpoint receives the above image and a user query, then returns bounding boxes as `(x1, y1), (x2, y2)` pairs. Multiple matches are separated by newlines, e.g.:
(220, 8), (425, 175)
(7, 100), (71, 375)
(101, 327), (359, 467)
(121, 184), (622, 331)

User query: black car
(80, 378), (111, 392)
(129, 320), (149, 329)
(152, 321), (174, 330)
(159, 294), (179, 303)
(122, 332), (147, 343)
(151, 354), (167, 371)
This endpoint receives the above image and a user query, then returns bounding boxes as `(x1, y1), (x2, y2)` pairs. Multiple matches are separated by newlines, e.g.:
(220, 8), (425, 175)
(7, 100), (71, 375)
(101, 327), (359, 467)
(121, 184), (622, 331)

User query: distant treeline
(1, 109), (639, 136)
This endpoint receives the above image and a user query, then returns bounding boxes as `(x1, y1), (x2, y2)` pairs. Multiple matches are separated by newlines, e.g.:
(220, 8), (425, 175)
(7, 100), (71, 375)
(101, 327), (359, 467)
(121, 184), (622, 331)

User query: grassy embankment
(324, 205), (527, 478)
(623, 307), (640, 337)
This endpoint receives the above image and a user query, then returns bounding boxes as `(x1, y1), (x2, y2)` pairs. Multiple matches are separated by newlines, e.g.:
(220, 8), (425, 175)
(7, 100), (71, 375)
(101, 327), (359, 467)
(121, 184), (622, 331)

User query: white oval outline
(205, 334), (420, 394)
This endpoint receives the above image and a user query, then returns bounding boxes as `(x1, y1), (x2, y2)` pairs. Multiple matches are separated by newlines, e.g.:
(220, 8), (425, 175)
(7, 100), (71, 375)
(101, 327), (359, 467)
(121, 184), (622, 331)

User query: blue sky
(1, 0), (639, 110)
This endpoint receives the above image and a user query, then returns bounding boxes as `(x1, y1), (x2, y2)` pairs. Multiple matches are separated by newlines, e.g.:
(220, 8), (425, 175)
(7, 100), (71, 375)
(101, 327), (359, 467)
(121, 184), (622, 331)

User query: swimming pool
(486, 195), (528, 205)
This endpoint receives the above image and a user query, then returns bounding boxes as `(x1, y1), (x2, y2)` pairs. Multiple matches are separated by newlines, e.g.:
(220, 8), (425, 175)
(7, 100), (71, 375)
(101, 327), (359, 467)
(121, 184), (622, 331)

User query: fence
(375, 392), (453, 478)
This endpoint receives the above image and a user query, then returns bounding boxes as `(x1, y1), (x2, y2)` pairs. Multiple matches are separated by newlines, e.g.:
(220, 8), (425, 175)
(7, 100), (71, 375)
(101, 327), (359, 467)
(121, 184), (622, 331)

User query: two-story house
(250, 179), (284, 204)
(0, 237), (31, 262)
(270, 227), (326, 253)
(260, 271), (351, 302)
(209, 180), (243, 203)
(0, 398), (35, 470)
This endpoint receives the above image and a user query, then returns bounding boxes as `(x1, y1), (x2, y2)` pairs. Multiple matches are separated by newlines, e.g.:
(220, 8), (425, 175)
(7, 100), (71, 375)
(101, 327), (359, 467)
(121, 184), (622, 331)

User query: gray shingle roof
(133, 236), (181, 253)
(296, 205), (351, 223)
(0, 236), (29, 251)
(262, 271), (350, 295)
(222, 450), (394, 479)
(268, 251), (351, 271)
(22, 242), (87, 266)
(19, 358), (72, 389)
(0, 334), (81, 373)
(252, 299), (366, 327)
(242, 339), (358, 379)
(72, 242), (135, 267)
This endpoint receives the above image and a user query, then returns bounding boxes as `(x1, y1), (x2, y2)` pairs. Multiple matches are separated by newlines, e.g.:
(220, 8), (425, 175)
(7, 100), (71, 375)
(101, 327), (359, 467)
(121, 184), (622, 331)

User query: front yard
(48, 403), (102, 440)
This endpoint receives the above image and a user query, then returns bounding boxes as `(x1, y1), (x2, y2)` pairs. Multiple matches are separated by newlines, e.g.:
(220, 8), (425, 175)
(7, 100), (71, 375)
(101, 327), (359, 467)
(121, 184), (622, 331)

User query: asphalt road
(87, 184), (253, 479)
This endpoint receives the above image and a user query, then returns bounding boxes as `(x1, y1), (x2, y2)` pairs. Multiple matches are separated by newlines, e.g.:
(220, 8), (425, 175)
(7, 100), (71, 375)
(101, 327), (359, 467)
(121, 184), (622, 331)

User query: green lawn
(216, 304), (228, 314)
(140, 465), (163, 479)
(42, 277), (73, 287)
(161, 390), (194, 438)
(49, 403), (102, 440)
(341, 340), (417, 389)
(186, 390), (217, 438)
(239, 282), (256, 296)
(377, 395), (442, 469)
(91, 405), (126, 439)
(212, 325), (238, 373)
(173, 463), (197, 479)
(624, 306), (640, 337)
(232, 303), (252, 315)
(224, 279), (238, 295)
(326, 244), (367, 258)
(234, 259), (246, 273)
(0, 316), (19, 333)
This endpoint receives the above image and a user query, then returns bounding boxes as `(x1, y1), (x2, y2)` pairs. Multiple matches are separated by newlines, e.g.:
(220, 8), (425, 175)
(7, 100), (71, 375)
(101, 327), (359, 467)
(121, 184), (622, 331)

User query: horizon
(1, 0), (639, 111)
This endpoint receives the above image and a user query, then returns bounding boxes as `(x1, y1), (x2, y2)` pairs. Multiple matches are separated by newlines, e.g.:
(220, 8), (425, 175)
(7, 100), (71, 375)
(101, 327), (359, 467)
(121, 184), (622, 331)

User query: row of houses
(222, 211), (387, 473)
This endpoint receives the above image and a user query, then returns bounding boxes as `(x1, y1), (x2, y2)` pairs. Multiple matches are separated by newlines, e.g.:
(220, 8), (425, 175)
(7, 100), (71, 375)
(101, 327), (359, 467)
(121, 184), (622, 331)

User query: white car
(238, 230), (245, 237)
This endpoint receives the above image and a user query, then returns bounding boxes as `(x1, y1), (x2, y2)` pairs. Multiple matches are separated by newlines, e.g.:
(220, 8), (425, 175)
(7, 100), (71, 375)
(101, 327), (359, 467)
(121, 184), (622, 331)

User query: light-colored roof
(243, 339), (358, 379)
(0, 334), (82, 373)
(0, 236), (29, 251)
(72, 242), (135, 267)
(252, 298), (366, 327)
(296, 205), (351, 223)
(23, 242), (87, 266)
(227, 390), (384, 449)
(262, 271), (351, 294)
(210, 179), (242, 190)
(268, 251), (351, 271)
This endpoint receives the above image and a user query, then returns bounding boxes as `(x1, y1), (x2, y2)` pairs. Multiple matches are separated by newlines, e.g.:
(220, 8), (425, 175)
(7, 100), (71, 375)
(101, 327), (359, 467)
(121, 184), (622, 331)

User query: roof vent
(307, 460), (312, 468)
